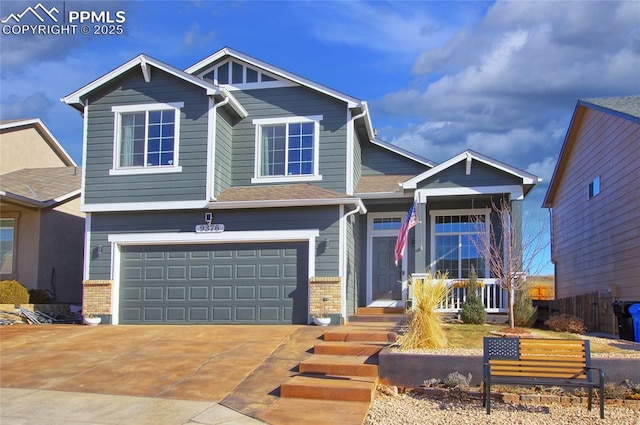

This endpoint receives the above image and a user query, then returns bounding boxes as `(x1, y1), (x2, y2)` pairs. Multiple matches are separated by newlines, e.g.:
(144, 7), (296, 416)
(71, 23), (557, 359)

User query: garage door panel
(120, 242), (308, 324)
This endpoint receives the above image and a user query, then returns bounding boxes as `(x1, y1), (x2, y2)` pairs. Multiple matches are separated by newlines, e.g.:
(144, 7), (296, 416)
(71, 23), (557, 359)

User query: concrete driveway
(0, 324), (328, 424)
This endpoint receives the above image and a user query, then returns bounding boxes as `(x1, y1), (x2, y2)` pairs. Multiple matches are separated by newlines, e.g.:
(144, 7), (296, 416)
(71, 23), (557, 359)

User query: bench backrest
(484, 337), (592, 380)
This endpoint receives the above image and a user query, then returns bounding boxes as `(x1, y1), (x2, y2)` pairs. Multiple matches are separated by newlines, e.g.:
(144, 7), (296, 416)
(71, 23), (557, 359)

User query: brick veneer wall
(309, 276), (341, 317)
(82, 280), (112, 316)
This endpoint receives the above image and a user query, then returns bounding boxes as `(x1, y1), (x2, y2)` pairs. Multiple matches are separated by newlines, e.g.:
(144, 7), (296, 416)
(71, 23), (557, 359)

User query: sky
(1, 0), (639, 275)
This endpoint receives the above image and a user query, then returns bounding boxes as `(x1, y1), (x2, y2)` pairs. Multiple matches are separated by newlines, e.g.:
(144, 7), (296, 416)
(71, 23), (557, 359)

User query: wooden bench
(482, 337), (605, 418)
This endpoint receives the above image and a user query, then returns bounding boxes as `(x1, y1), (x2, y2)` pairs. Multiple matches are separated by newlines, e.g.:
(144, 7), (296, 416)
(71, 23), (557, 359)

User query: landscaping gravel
(365, 391), (640, 425)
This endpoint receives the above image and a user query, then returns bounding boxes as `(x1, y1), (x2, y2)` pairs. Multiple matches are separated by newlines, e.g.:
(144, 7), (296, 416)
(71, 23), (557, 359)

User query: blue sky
(2, 0), (639, 275)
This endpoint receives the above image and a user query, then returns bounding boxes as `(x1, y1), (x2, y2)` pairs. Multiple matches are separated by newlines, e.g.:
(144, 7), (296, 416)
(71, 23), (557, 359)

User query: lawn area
(441, 323), (628, 355)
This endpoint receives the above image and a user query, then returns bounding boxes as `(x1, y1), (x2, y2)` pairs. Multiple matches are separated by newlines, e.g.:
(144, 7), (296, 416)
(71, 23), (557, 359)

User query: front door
(371, 236), (402, 301)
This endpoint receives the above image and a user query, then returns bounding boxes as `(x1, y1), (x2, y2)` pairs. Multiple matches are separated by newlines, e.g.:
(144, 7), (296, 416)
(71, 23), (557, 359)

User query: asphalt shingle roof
(582, 96), (640, 119)
(217, 183), (350, 202)
(0, 166), (81, 204)
(355, 175), (415, 194)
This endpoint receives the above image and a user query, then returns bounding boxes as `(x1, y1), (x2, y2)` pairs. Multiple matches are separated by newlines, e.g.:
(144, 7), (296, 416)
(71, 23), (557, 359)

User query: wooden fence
(548, 292), (617, 335)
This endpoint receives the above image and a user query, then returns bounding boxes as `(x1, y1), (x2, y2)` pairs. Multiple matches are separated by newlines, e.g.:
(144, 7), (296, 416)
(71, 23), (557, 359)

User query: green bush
(460, 267), (487, 324)
(514, 284), (537, 327)
(0, 280), (29, 304)
(29, 289), (52, 304)
(544, 313), (587, 334)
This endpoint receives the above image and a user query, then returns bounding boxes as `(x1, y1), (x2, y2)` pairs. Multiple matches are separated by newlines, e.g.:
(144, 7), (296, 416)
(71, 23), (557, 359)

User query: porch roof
(355, 175), (415, 197)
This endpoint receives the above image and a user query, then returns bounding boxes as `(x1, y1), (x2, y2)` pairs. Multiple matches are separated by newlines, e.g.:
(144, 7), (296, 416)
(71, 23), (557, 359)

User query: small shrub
(544, 313), (587, 334)
(460, 266), (487, 324)
(0, 280), (29, 304)
(29, 289), (52, 304)
(603, 382), (633, 400)
(514, 285), (537, 327)
(398, 271), (450, 349)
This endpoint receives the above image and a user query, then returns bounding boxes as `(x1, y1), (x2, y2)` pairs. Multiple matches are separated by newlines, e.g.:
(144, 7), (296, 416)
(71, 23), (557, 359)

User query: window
(373, 217), (402, 230)
(252, 116), (322, 182)
(0, 217), (17, 275)
(432, 212), (488, 279)
(202, 60), (280, 86)
(111, 103), (183, 175)
(589, 176), (600, 198)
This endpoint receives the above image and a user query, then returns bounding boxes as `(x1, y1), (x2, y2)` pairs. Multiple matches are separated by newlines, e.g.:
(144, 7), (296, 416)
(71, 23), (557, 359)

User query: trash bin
(628, 303), (640, 343)
(612, 301), (638, 341)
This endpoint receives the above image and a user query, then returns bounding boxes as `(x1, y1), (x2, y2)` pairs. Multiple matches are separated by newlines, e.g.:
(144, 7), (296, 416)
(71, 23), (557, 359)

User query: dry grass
(397, 272), (450, 349)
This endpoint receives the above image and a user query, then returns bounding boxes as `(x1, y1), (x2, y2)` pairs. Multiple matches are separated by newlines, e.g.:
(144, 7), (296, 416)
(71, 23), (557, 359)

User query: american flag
(394, 202), (418, 266)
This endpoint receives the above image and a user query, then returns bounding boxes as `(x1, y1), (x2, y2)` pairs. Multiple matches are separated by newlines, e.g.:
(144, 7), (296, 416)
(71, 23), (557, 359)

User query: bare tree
(472, 198), (550, 329)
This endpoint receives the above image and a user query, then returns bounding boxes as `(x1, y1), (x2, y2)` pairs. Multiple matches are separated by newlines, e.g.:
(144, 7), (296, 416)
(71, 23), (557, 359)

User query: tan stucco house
(0, 118), (84, 303)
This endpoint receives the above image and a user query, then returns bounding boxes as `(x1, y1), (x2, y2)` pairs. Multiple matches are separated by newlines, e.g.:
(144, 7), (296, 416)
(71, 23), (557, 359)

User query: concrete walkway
(1, 387), (264, 425)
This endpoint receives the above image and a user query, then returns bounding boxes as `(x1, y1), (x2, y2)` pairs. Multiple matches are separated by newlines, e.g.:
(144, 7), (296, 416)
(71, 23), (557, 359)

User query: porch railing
(409, 274), (508, 313)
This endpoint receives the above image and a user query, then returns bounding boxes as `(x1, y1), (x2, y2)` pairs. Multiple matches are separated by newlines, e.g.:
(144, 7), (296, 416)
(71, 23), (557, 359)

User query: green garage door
(119, 242), (308, 324)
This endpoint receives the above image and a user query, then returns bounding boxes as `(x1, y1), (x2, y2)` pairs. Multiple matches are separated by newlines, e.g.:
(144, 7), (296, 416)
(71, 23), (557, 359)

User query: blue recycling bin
(628, 303), (640, 343)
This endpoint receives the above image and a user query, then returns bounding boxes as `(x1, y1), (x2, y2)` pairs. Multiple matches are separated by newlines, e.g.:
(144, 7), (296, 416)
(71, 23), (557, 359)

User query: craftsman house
(63, 47), (539, 325)
(543, 97), (640, 311)
(0, 118), (84, 303)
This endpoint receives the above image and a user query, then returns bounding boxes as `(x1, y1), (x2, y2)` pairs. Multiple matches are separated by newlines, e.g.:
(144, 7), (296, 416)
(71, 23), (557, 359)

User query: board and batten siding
(86, 206), (341, 281)
(361, 142), (427, 176)
(228, 86), (349, 193)
(84, 69), (209, 205)
(552, 107), (640, 300)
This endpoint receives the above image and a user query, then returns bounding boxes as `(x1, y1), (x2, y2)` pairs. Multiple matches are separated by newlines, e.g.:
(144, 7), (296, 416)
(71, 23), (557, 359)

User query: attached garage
(118, 242), (309, 324)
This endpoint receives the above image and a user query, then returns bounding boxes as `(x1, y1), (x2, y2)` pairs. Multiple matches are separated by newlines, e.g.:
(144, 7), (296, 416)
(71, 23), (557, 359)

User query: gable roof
(543, 96), (640, 207)
(0, 118), (77, 167)
(61, 54), (247, 118)
(403, 150), (540, 191)
(580, 96), (640, 123)
(186, 47), (364, 109)
(370, 138), (437, 168)
(0, 166), (81, 208)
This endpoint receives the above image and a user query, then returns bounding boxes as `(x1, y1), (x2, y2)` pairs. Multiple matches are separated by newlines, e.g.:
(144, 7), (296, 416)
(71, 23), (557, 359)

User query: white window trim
(110, 102), (184, 175)
(429, 208), (491, 278)
(0, 212), (19, 278)
(251, 115), (323, 184)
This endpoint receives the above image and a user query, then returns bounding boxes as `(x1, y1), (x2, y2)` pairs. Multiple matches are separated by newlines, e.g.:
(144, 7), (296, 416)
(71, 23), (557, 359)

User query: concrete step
(257, 397), (372, 425)
(313, 341), (386, 356)
(280, 375), (377, 402)
(323, 328), (397, 343)
(298, 355), (378, 377)
(348, 313), (408, 323)
(357, 307), (406, 315)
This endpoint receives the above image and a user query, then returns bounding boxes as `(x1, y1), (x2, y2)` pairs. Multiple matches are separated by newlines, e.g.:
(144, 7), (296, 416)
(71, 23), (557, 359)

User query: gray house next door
(119, 242), (308, 324)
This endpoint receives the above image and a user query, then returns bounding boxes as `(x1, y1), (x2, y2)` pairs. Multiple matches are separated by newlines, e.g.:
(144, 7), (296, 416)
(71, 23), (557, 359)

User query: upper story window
(588, 176), (600, 199)
(252, 116), (322, 183)
(110, 103), (183, 175)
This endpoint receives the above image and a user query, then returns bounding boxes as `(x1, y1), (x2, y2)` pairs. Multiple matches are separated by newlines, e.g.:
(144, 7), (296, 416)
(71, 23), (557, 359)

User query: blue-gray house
(63, 47), (539, 325)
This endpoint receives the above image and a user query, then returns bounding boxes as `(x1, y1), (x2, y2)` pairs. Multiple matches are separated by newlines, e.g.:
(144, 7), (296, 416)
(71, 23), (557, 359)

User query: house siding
(353, 133), (362, 194)
(86, 206), (341, 281)
(552, 107), (640, 300)
(361, 142), (426, 176)
(229, 87), (348, 192)
(418, 161), (522, 189)
(84, 69), (210, 205)
(214, 108), (234, 197)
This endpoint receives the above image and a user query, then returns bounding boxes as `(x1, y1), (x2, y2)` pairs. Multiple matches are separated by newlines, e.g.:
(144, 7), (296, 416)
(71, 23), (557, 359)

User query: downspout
(346, 109), (368, 195)
(208, 95), (230, 201)
(342, 203), (362, 320)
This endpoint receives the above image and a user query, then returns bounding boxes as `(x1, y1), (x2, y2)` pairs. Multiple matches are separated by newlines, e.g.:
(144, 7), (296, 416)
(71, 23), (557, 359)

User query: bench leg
(587, 387), (593, 411)
(485, 381), (491, 414)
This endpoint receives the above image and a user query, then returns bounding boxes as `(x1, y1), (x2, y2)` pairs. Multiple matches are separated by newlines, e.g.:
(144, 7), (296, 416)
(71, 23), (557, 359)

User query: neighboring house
(543, 97), (640, 309)
(0, 118), (84, 303)
(63, 47), (539, 325)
